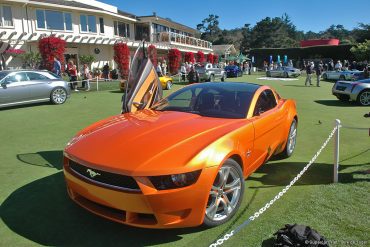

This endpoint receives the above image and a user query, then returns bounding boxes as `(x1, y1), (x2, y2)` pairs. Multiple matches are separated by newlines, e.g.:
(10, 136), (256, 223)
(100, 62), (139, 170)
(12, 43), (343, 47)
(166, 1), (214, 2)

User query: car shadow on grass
(0, 172), (209, 246)
(17, 150), (63, 170)
(314, 100), (357, 107)
(249, 161), (370, 188)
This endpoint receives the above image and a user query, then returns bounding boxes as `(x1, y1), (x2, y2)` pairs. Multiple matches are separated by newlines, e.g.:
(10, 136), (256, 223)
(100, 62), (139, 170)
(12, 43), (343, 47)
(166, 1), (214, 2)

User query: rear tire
(323, 73), (328, 80)
(50, 87), (67, 105)
(203, 159), (244, 227)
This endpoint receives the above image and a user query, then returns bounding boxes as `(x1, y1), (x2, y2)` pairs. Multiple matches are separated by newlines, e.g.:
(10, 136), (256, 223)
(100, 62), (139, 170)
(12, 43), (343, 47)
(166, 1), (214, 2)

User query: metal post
(334, 119), (341, 183)
(96, 76), (99, 91)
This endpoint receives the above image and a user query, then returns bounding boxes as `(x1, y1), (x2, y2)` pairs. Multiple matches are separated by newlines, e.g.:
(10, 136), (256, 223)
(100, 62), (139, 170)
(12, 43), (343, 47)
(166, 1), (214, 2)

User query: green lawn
(0, 74), (369, 247)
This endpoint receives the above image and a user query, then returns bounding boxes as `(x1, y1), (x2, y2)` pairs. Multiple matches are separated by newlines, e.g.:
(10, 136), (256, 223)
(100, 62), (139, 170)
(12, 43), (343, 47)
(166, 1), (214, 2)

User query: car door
(26, 72), (52, 100)
(0, 72), (30, 105)
(247, 89), (284, 171)
(122, 42), (163, 113)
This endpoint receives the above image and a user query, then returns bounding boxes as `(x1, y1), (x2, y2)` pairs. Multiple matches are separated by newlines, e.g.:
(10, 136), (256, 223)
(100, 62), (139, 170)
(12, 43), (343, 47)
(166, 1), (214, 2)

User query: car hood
(65, 109), (248, 175)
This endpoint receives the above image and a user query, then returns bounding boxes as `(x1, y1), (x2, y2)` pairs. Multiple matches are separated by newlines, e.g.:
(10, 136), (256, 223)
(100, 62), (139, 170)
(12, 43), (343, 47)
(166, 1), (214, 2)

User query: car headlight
(66, 134), (84, 147)
(149, 170), (201, 190)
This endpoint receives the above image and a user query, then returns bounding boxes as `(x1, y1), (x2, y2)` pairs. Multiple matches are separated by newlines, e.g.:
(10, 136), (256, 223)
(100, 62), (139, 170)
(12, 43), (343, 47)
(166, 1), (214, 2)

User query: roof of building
(30, 0), (104, 11)
(138, 15), (198, 33)
(117, 9), (137, 19)
(212, 44), (237, 54)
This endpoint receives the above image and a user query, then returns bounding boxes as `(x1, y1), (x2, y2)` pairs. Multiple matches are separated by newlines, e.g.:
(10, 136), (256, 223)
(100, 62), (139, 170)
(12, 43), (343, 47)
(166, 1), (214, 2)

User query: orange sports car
(63, 43), (298, 229)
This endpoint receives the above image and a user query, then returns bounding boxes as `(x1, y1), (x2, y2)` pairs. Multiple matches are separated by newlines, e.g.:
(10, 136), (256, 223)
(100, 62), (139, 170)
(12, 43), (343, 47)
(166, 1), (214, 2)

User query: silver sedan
(266, 66), (301, 78)
(332, 78), (370, 106)
(0, 70), (71, 108)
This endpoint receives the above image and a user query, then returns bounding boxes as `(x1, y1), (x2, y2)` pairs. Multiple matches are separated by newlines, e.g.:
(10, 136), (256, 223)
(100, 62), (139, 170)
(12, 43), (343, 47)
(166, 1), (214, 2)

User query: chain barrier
(340, 124), (369, 131)
(209, 125), (339, 247)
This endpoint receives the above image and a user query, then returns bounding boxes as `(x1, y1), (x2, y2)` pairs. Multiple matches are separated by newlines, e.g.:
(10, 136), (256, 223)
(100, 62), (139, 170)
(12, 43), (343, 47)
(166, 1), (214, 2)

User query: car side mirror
(1, 82), (7, 89)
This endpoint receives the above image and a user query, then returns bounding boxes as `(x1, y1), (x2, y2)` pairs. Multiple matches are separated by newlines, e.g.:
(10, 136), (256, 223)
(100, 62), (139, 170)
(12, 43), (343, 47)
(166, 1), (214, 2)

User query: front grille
(69, 160), (140, 191)
(336, 86), (347, 91)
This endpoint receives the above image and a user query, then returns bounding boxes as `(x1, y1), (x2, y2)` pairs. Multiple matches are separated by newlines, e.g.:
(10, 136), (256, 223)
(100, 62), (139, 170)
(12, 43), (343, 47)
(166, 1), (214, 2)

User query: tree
(79, 55), (95, 67)
(206, 53), (214, 64)
(38, 36), (66, 71)
(168, 49), (181, 74)
(352, 23), (370, 43)
(113, 43), (130, 80)
(21, 51), (41, 69)
(148, 45), (157, 67)
(196, 51), (205, 63)
(350, 40), (370, 61)
(197, 14), (222, 43)
(184, 52), (195, 63)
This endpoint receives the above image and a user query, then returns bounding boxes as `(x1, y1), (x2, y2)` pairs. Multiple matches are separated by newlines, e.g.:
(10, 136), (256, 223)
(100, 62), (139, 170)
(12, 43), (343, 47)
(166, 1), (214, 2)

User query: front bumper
(63, 159), (218, 229)
(332, 87), (357, 101)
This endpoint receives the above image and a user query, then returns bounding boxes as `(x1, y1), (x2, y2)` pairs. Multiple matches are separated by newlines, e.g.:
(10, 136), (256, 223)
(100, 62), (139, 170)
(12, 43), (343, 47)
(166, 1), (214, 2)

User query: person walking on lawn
(68, 60), (78, 91)
(315, 61), (323, 87)
(102, 63), (110, 81)
(305, 61), (314, 86)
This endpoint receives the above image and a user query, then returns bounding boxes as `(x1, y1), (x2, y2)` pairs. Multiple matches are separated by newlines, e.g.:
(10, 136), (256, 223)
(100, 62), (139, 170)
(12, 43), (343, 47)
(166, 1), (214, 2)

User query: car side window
(27, 72), (48, 81)
(253, 89), (277, 116)
(4, 72), (29, 83)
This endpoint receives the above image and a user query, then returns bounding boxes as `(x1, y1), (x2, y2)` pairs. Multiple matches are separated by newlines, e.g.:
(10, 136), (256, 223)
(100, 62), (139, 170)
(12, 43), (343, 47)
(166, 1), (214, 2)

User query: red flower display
(168, 48), (182, 74)
(206, 53), (214, 64)
(196, 51), (205, 63)
(148, 44), (157, 67)
(213, 54), (219, 64)
(38, 37), (66, 71)
(184, 52), (195, 63)
(114, 43), (131, 80)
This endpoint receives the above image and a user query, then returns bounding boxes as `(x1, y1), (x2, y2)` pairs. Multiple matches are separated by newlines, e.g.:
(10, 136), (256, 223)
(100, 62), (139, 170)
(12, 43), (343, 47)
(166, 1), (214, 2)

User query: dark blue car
(225, 65), (242, 78)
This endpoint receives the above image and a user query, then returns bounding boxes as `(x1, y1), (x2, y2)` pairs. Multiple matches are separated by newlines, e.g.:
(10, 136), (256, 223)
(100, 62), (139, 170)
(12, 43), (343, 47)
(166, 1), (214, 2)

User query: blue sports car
(224, 65), (242, 78)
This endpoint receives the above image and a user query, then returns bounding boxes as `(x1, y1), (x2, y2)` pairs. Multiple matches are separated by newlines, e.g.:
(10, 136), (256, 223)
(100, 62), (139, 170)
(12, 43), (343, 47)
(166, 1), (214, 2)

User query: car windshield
(0, 71), (10, 81)
(152, 83), (259, 119)
(359, 79), (370, 84)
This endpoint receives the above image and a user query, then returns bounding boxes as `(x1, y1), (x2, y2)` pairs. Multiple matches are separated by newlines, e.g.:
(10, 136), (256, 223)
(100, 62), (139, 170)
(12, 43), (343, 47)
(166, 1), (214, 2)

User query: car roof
(185, 82), (261, 92)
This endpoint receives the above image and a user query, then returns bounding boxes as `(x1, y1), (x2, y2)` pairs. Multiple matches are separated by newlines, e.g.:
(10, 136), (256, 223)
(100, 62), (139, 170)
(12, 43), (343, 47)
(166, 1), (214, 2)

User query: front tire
(281, 119), (297, 158)
(50, 87), (67, 105)
(357, 90), (370, 106)
(204, 159), (244, 227)
(221, 74), (225, 82)
(166, 81), (172, 90)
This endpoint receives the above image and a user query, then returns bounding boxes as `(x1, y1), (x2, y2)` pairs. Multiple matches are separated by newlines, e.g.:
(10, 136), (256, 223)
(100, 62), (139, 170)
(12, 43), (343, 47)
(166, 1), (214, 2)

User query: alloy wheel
(206, 165), (242, 221)
(359, 91), (370, 106)
(287, 120), (297, 155)
(52, 88), (67, 104)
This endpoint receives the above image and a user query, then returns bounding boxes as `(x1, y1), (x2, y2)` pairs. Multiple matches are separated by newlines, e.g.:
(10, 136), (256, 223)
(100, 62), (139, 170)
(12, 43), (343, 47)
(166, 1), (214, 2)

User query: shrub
(148, 45), (158, 67)
(196, 51), (205, 63)
(168, 49), (182, 74)
(113, 43), (130, 80)
(184, 52), (195, 63)
(38, 37), (66, 71)
(206, 53), (214, 64)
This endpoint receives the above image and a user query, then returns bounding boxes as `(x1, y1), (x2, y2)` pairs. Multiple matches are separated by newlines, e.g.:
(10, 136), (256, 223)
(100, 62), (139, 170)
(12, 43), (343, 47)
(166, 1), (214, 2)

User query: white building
(0, 0), (213, 71)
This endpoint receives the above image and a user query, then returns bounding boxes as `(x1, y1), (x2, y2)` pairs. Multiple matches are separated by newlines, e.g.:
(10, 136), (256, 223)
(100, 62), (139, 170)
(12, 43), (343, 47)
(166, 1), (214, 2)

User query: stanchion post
(96, 77), (99, 91)
(334, 119), (341, 183)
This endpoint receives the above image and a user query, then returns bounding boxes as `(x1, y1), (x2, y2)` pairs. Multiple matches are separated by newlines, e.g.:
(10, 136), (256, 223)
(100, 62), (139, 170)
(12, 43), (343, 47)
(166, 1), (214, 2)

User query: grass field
(0, 74), (369, 247)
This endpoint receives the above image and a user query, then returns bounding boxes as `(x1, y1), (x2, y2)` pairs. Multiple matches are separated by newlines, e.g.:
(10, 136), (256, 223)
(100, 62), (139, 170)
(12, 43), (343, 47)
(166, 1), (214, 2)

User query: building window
(80, 14), (97, 33)
(152, 23), (169, 33)
(0, 5), (13, 27)
(99, 17), (104, 34)
(36, 9), (72, 31)
(114, 21), (130, 37)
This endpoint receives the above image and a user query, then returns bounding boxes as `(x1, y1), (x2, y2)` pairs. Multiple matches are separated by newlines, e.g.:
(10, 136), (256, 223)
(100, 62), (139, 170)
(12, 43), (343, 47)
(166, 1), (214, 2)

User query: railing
(151, 32), (212, 49)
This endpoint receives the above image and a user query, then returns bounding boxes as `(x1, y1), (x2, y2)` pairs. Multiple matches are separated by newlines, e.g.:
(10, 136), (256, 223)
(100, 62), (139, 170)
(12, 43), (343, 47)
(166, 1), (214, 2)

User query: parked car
(322, 70), (363, 81)
(332, 78), (370, 106)
(120, 75), (173, 91)
(63, 42), (298, 229)
(195, 63), (225, 82)
(266, 66), (301, 78)
(224, 65), (242, 78)
(0, 70), (70, 108)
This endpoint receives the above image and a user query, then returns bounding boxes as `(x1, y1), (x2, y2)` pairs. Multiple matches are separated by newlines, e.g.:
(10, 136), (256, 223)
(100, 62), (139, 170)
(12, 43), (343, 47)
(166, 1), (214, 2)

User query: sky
(103, 0), (370, 32)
